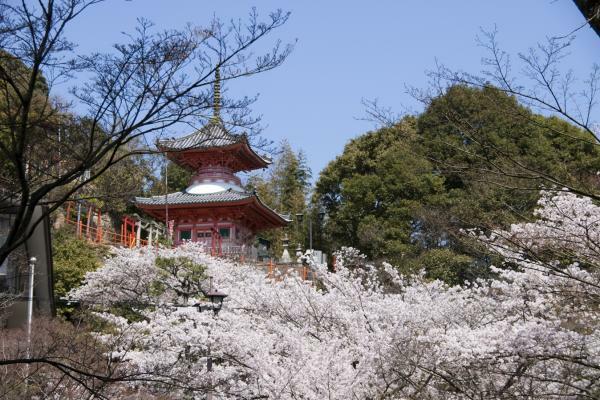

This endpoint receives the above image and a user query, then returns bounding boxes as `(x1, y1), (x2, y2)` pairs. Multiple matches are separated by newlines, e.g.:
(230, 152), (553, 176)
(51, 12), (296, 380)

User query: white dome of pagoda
(186, 180), (243, 194)
(185, 164), (244, 194)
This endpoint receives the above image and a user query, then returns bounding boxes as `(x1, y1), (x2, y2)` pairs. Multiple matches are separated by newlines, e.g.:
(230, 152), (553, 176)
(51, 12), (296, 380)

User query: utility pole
(309, 217), (313, 250)
(164, 155), (170, 245)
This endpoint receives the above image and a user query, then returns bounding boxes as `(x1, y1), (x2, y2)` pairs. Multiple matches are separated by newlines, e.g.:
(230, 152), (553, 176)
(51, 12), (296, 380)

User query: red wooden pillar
(173, 221), (176, 248)
(210, 225), (217, 256)
(127, 217), (135, 247)
(86, 206), (92, 239)
(122, 216), (133, 246)
(96, 210), (102, 243)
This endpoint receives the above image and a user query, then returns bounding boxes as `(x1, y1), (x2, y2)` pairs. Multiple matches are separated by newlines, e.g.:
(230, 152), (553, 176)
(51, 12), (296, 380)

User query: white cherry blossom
(71, 190), (600, 399)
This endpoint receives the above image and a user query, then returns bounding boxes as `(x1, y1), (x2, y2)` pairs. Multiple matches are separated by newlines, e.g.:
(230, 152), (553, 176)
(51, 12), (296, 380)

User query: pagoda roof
(135, 188), (252, 206)
(157, 121), (241, 151)
(135, 188), (290, 231)
(157, 121), (270, 172)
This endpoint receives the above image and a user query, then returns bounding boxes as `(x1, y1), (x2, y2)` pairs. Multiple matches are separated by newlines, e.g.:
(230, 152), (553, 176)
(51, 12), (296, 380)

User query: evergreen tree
(315, 85), (600, 282)
(148, 159), (192, 195)
(247, 140), (311, 258)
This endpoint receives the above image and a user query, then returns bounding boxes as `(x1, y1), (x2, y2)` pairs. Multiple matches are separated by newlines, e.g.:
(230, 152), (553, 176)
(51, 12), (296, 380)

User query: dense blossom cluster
(71, 190), (600, 399)
(482, 190), (600, 284)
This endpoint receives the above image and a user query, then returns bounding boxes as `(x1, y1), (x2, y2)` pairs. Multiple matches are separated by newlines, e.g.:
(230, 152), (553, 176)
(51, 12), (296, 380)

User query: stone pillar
(148, 226), (153, 247)
(136, 220), (142, 247)
(281, 235), (291, 264)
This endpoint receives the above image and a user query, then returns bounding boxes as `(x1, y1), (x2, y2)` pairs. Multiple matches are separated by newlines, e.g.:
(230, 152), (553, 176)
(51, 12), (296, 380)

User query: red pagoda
(135, 70), (289, 254)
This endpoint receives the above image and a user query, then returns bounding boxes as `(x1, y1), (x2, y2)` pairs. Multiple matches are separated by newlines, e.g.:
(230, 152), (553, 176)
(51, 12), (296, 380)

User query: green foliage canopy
(246, 140), (312, 257)
(52, 229), (107, 300)
(315, 85), (600, 282)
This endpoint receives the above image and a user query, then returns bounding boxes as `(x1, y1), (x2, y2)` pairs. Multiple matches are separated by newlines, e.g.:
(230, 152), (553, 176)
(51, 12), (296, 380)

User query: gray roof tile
(136, 189), (291, 224)
(135, 189), (252, 206)
(157, 122), (241, 151)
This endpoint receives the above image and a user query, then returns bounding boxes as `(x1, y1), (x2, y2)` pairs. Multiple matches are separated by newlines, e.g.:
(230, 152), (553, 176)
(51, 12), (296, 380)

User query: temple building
(135, 70), (288, 255)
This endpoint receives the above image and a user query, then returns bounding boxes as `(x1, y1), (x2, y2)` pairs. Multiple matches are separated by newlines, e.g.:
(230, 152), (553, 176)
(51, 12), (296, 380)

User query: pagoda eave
(159, 142), (269, 173)
(137, 196), (287, 232)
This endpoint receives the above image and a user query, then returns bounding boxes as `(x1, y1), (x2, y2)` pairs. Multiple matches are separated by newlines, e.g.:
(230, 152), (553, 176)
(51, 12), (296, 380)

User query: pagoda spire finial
(211, 66), (221, 123)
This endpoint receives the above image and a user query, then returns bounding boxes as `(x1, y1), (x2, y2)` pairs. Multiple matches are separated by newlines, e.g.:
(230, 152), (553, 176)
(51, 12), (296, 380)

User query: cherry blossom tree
(480, 190), (600, 290)
(68, 188), (600, 400)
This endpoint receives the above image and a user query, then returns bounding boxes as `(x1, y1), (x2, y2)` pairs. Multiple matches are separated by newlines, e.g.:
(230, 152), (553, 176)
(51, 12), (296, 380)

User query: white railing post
(26, 256), (36, 363)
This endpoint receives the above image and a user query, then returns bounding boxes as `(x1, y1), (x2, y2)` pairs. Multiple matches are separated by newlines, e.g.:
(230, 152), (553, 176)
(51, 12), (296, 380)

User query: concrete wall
(0, 206), (55, 328)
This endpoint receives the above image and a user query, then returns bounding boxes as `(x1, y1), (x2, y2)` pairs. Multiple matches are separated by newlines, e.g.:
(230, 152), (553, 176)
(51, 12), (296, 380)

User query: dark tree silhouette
(573, 0), (600, 38)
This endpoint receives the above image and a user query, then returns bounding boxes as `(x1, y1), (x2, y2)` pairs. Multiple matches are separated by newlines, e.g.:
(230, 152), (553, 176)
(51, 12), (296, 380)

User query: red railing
(64, 202), (158, 249)
(63, 202), (314, 280)
(257, 259), (315, 281)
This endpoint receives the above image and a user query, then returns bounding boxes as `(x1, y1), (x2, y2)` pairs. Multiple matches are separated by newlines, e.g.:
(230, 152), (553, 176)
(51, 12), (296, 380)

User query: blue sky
(63, 1), (599, 179)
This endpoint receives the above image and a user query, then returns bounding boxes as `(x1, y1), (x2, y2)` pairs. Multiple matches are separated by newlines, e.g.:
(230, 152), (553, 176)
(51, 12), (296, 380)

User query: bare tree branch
(0, 1), (294, 265)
